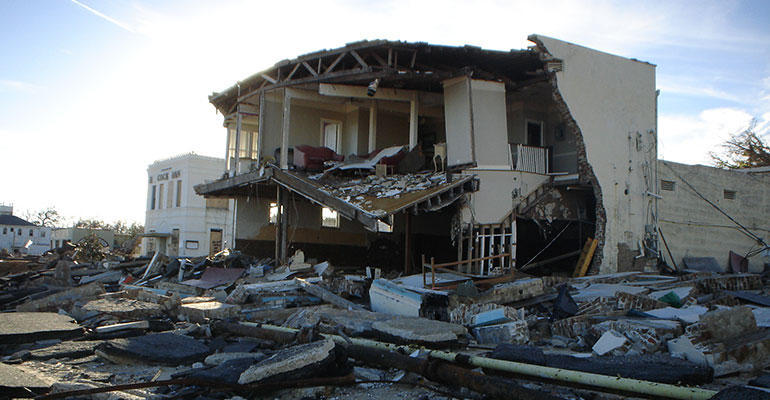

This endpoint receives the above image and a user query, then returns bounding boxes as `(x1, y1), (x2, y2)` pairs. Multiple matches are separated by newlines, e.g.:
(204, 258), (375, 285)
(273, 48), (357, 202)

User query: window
(321, 207), (340, 228)
(29, 229), (33, 237)
(159, 183), (165, 209)
(724, 190), (736, 200)
(176, 180), (182, 207)
(661, 180), (675, 191)
(166, 182), (173, 208)
(55, 240), (60, 248)
(269, 202), (279, 224)
(321, 120), (341, 152)
(185, 240), (199, 250)
(227, 130), (258, 170)
(150, 185), (157, 210)
(2, 227), (6, 235)
(41, 231), (45, 238)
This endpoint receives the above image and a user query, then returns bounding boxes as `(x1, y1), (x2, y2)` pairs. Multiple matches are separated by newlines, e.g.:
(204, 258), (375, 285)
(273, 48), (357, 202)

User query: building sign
(156, 170), (181, 182)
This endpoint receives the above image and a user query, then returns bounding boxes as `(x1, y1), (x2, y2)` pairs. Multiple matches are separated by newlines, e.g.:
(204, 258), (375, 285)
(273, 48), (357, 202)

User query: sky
(1, 0), (769, 225)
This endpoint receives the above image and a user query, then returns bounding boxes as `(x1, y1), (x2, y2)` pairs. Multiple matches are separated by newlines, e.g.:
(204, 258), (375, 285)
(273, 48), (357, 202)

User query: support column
(368, 100), (378, 153)
(280, 188), (289, 264)
(404, 212), (412, 275)
(225, 128), (232, 175)
(257, 92), (265, 165)
(274, 187), (282, 263)
(234, 104), (242, 175)
(409, 93), (419, 149)
(280, 89), (291, 170)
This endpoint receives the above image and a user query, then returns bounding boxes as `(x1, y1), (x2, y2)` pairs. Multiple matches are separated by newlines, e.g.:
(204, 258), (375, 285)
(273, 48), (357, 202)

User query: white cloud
(659, 107), (758, 165)
(0, 80), (38, 93)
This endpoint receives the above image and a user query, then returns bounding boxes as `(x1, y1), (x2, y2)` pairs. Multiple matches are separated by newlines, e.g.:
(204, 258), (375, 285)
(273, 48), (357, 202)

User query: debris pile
(1, 247), (770, 399)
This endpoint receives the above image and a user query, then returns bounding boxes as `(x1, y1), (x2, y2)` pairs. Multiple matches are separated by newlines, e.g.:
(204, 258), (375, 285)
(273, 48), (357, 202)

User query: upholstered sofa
(293, 145), (344, 171)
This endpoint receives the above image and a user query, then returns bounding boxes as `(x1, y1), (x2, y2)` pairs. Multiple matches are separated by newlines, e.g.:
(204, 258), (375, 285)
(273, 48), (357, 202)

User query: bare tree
(23, 207), (62, 227)
(710, 119), (770, 169)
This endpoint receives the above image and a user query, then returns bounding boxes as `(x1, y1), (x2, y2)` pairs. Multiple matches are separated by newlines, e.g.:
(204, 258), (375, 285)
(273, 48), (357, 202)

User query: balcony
(511, 144), (549, 174)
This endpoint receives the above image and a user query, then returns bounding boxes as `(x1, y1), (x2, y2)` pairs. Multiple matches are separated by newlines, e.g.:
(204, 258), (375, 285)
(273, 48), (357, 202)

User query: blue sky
(1, 0), (769, 224)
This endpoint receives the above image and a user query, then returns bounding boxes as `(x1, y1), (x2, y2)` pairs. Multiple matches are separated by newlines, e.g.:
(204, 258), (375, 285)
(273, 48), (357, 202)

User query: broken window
(269, 202), (279, 224)
(723, 190), (736, 200)
(321, 207), (339, 228)
(176, 180), (182, 207)
(150, 185), (157, 210)
(661, 180), (675, 191)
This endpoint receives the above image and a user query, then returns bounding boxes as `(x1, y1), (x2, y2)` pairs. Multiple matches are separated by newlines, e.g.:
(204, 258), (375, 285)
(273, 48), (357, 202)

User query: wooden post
(235, 103), (242, 174)
(430, 257), (435, 288)
(409, 92), (418, 149)
(368, 100), (377, 153)
(275, 186), (283, 263)
(404, 212), (412, 275)
(421, 254), (426, 287)
(573, 238), (599, 278)
(257, 91), (265, 164)
(280, 188), (288, 264)
(280, 89), (291, 169)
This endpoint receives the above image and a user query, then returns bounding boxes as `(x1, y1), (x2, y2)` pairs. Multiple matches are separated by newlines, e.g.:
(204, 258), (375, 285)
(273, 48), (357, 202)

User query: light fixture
(367, 78), (380, 97)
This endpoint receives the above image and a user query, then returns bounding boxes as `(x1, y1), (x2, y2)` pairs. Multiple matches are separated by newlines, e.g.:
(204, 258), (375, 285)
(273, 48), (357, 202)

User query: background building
(50, 227), (114, 250)
(0, 204), (51, 255)
(144, 153), (233, 257)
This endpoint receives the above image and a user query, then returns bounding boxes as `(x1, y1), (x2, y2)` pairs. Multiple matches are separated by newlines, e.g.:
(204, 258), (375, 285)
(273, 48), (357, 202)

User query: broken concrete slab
(188, 357), (256, 385)
(753, 307), (770, 328)
(668, 336), (711, 366)
(81, 298), (167, 319)
(646, 305), (709, 324)
(0, 362), (51, 397)
(204, 352), (268, 366)
(284, 305), (390, 336)
(180, 301), (240, 323)
(371, 318), (466, 347)
(710, 385), (770, 400)
(238, 338), (336, 384)
(27, 340), (101, 361)
(592, 330), (627, 356)
(16, 282), (105, 312)
(95, 332), (210, 366)
(571, 283), (648, 302)
(0, 312), (83, 344)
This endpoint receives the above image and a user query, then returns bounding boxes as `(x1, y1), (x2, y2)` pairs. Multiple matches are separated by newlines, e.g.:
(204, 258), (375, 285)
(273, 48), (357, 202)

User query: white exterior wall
(144, 154), (233, 257)
(0, 224), (51, 255)
(535, 35), (658, 273)
(658, 160), (770, 272)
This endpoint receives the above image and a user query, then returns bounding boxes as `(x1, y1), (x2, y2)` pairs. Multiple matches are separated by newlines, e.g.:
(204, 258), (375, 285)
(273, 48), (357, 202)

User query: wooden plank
(573, 238), (598, 278)
(295, 278), (364, 311)
(324, 52), (346, 74)
(350, 50), (368, 68)
(260, 73), (277, 84)
(285, 62), (301, 81)
(301, 61), (319, 77)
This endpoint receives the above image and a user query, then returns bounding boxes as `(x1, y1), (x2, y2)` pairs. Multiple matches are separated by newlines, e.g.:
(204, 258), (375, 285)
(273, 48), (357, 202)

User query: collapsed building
(196, 35), (659, 276)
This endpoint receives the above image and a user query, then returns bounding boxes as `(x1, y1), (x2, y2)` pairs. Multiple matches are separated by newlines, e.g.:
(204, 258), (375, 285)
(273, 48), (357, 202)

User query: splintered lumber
(572, 238), (598, 278)
(295, 278), (364, 311)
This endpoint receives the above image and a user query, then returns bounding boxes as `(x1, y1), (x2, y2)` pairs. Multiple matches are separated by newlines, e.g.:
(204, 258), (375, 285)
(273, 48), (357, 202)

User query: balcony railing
(512, 144), (549, 174)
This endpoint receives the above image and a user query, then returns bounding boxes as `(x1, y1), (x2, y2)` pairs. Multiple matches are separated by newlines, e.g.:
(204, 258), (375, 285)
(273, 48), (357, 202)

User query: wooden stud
(350, 50), (369, 68)
(573, 238), (599, 278)
(286, 63), (302, 81)
(325, 52), (346, 74)
(301, 61), (319, 77)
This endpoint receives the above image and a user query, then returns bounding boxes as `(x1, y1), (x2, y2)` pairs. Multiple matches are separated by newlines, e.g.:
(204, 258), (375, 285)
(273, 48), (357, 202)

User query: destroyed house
(196, 35), (658, 275)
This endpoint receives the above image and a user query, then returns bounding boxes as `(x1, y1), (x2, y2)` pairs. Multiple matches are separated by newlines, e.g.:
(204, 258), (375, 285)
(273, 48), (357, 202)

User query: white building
(144, 153), (233, 257)
(0, 204), (51, 255)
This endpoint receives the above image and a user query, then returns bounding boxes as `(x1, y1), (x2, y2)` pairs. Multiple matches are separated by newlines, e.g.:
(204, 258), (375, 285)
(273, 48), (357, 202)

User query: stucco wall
(658, 160), (770, 272)
(534, 35), (657, 273)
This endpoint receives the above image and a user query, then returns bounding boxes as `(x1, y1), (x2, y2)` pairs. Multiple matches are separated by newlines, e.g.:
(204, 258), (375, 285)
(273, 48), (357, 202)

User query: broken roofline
(194, 165), (478, 232)
(208, 39), (544, 115)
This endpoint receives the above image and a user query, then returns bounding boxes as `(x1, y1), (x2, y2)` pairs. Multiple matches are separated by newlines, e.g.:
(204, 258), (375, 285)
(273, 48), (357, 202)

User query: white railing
(513, 144), (549, 174)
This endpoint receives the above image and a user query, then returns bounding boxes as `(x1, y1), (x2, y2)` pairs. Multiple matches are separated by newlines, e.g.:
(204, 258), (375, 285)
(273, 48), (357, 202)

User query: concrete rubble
(1, 246), (769, 399)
